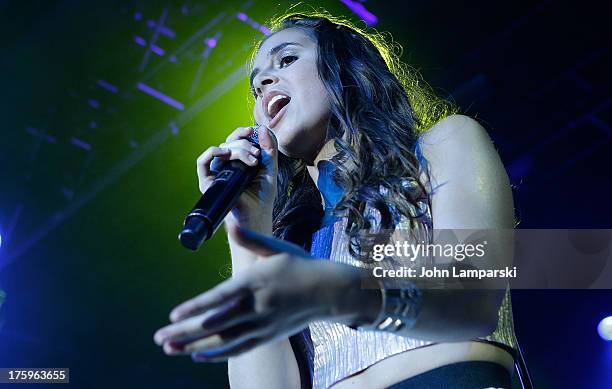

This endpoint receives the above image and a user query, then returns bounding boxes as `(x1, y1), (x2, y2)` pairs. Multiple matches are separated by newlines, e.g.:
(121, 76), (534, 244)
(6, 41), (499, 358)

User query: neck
(306, 139), (337, 192)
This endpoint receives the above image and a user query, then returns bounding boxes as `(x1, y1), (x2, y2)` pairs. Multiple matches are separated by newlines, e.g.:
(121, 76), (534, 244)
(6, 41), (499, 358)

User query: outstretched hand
(153, 225), (362, 362)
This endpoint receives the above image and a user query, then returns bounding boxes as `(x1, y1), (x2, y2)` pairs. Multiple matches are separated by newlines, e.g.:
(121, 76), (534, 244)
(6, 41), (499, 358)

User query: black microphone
(178, 126), (262, 251)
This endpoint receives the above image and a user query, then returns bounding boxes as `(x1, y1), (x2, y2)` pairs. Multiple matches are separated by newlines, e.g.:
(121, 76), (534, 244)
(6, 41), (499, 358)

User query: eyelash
(279, 54), (298, 67)
(251, 54), (298, 98)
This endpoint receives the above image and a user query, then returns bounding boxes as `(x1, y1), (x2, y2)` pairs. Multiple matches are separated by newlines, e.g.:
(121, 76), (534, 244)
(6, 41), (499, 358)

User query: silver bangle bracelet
(356, 279), (423, 333)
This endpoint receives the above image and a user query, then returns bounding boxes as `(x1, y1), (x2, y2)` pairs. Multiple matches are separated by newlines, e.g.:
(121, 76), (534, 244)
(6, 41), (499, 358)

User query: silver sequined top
(308, 196), (517, 389)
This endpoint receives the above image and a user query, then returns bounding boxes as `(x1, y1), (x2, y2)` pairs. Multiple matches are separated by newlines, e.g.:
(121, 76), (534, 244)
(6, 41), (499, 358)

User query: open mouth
(267, 95), (291, 120)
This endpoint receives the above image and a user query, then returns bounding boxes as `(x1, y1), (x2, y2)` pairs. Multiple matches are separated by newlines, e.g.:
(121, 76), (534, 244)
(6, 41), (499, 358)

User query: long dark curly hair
(249, 12), (457, 258)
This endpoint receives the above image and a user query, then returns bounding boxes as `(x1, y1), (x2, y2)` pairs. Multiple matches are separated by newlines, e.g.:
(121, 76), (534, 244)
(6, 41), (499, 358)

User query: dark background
(0, 0), (610, 388)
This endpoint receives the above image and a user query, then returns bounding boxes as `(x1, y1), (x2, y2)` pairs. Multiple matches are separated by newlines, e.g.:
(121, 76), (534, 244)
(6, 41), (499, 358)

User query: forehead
(253, 28), (316, 63)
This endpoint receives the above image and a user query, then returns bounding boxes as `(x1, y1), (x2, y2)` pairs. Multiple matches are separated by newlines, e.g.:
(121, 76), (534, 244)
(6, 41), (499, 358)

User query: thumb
(227, 223), (310, 258)
(257, 125), (277, 155)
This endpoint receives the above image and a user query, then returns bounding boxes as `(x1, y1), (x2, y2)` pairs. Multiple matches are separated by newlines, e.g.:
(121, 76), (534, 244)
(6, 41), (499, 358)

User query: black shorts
(387, 361), (512, 389)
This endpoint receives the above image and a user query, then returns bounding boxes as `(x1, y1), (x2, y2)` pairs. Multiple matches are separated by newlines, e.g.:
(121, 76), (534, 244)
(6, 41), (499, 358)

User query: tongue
(270, 97), (290, 119)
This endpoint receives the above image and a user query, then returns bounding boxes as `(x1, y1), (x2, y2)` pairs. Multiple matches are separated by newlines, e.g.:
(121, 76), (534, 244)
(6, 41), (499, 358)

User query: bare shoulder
(417, 114), (502, 176)
(416, 114), (514, 229)
(418, 114), (492, 160)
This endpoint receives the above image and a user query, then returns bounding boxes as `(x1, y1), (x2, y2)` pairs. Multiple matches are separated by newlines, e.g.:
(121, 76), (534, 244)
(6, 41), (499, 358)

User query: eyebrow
(249, 42), (303, 87)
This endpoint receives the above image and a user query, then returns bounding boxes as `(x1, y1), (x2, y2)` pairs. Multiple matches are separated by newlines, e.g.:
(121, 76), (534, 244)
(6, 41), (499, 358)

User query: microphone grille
(247, 125), (261, 145)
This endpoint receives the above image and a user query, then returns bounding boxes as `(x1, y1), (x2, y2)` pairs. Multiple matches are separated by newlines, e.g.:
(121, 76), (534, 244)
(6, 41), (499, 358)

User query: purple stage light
(205, 38), (217, 48)
(26, 127), (57, 143)
(146, 20), (176, 38)
(340, 0), (378, 26)
(134, 35), (146, 47)
(137, 82), (185, 111)
(88, 99), (100, 109)
(169, 55), (177, 63)
(62, 187), (74, 200)
(236, 12), (269, 35)
(97, 79), (118, 93)
(150, 45), (165, 56)
(70, 137), (92, 151)
(0, 232), (2, 249)
(170, 122), (179, 135)
(508, 154), (534, 182)
(138, 8), (168, 72)
(134, 12), (142, 21)
(599, 316), (612, 341)
(160, 26), (176, 38)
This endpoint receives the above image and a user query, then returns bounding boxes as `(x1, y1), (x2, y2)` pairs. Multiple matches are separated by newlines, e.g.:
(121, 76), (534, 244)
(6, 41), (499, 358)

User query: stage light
(598, 316), (612, 341)
(0, 232), (2, 249)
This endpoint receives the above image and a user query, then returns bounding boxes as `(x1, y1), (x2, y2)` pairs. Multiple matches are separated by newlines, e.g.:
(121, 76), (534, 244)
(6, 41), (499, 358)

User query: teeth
(267, 94), (289, 117)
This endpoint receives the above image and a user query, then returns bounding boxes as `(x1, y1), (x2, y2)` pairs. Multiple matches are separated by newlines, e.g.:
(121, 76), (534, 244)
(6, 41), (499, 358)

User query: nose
(253, 71), (279, 97)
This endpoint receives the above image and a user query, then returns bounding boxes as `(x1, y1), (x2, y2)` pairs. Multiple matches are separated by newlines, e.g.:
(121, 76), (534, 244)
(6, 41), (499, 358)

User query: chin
(273, 122), (324, 161)
(277, 142), (300, 159)
(278, 141), (308, 161)
(271, 126), (297, 151)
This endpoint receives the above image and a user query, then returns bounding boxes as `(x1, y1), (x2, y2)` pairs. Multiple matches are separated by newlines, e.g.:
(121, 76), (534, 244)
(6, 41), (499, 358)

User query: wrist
(324, 264), (382, 327)
(224, 214), (273, 236)
(349, 287), (383, 328)
(356, 280), (423, 333)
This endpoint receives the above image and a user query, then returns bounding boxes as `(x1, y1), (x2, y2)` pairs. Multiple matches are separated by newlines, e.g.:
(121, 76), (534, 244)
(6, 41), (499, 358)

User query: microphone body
(178, 128), (261, 250)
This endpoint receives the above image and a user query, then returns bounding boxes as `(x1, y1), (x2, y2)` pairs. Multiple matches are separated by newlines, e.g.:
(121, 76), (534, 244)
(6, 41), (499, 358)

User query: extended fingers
(169, 280), (250, 323)
(189, 320), (272, 362)
(155, 314), (208, 351)
(188, 312), (309, 362)
(157, 314), (267, 356)
(155, 294), (257, 353)
(199, 293), (255, 330)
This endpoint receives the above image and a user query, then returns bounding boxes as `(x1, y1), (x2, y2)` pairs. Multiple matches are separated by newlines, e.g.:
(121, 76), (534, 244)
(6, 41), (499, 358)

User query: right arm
(226, 225), (301, 389)
(201, 126), (301, 389)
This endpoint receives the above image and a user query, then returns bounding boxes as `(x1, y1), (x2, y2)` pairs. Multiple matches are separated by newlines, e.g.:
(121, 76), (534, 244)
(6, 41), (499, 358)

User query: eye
(280, 55), (297, 67)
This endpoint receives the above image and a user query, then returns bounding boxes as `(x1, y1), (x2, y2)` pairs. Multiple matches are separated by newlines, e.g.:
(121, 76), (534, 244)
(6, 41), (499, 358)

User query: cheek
(301, 72), (328, 113)
(303, 83), (329, 117)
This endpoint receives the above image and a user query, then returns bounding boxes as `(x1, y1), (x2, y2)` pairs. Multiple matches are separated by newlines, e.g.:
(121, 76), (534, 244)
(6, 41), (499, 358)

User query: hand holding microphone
(179, 125), (278, 250)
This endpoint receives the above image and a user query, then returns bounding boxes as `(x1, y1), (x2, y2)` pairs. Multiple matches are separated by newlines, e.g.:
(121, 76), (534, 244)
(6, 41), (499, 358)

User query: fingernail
(249, 156), (257, 163)
(164, 341), (182, 355)
(183, 334), (224, 353)
(191, 348), (223, 361)
(250, 146), (259, 154)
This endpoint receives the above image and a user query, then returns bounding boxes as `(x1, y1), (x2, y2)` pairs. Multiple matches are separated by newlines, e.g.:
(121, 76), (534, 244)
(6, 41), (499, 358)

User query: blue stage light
(598, 316), (612, 341)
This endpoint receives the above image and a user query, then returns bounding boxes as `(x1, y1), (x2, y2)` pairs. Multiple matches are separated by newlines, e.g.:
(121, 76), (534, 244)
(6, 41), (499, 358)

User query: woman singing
(154, 13), (518, 389)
